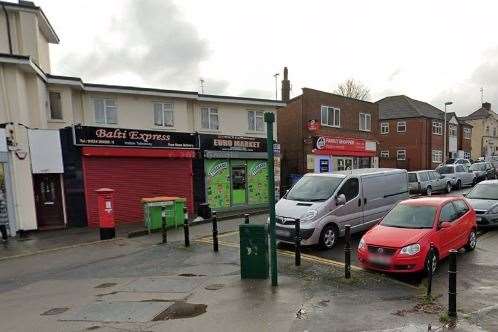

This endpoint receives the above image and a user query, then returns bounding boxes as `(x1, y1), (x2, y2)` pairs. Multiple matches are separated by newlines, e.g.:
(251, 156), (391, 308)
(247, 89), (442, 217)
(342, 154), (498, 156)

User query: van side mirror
(336, 194), (346, 206)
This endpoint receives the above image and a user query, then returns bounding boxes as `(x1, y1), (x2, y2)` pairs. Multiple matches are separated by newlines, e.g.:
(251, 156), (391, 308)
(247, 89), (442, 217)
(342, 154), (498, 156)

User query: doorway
(231, 161), (247, 205)
(334, 157), (353, 171)
(33, 174), (65, 229)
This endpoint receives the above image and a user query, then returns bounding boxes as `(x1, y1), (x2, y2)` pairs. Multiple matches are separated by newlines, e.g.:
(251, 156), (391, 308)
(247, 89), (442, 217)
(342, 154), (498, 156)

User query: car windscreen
(466, 183), (498, 200)
(470, 163), (486, 171)
(381, 204), (436, 229)
(408, 173), (418, 182)
(445, 159), (456, 164)
(286, 176), (343, 202)
(437, 166), (454, 174)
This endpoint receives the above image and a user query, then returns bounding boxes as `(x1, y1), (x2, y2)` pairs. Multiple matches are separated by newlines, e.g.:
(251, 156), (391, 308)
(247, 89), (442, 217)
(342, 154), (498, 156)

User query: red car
(357, 197), (477, 273)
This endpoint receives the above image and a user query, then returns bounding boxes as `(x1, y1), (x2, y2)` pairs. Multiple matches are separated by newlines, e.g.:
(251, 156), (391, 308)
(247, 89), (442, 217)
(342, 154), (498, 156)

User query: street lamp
(444, 101), (453, 162)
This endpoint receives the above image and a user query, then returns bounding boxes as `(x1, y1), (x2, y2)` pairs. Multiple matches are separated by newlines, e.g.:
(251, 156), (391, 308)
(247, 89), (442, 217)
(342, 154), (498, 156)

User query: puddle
(178, 273), (206, 277)
(85, 326), (101, 331)
(153, 302), (207, 320)
(94, 283), (118, 289)
(205, 284), (225, 290)
(41, 307), (69, 316)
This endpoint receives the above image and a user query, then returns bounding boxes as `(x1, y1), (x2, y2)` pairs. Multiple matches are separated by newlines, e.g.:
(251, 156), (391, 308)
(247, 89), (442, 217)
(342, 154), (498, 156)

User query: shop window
(432, 150), (442, 163)
(94, 98), (117, 124)
(432, 121), (442, 135)
(380, 122), (389, 134)
(359, 113), (371, 132)
(397, 121), (406, 132)
(321, 105), (340, 127)
(337, 178), (359, 202)
(49, 92), (63, 120)
(153, 103), (174, 127)
(248, 110), (264, 132)
(380, 150), (389, 158)
(449, 125), (457, 137)
(397, 149), (406, 161)
(201, 107), (219, 130)
(464, 128), (471, 139)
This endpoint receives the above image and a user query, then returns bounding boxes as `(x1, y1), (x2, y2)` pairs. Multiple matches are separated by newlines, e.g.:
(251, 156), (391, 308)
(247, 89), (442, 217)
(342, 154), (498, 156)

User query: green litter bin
(172, 197), (186, 227)
(239, 224), (269, 279)
(142, 197), (176, 232)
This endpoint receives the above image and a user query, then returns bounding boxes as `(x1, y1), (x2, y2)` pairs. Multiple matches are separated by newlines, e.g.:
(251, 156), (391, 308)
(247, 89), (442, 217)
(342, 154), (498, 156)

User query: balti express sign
(73, 126), (198, 149)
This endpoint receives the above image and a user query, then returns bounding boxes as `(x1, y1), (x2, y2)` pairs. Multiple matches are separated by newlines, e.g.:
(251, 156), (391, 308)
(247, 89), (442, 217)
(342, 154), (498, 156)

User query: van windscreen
(286, 176), (343, 202)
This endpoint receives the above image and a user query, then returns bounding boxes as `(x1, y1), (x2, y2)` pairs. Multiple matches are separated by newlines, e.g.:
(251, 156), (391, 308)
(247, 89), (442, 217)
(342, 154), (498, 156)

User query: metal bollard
(183, 206), (190, 247)
(427, 246), (433, 297)
(212, 211), (219, 252)
(295, 218), (301, 266)
(161, 206), (167, 244)
(448, 249), (458, 318)
(344, 225), (351, 279)
(244, 213), (250, 224)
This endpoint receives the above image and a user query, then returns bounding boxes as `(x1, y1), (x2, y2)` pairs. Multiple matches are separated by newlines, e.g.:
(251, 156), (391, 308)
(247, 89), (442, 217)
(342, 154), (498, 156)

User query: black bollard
(295, 218), (301, 266)
(212, 211), (219, 252)
(427, 246), (433, 298)
(344, 225), (351, 279)
(161, 205), (167, 244)
(448, 249), (458, 318)
(244, 213), (250, 224)
(183, 206), (190, 247)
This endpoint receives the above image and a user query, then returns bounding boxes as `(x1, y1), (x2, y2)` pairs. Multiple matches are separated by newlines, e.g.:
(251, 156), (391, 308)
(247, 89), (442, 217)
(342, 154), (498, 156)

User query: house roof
(461, 105), (498, 121)
(376, 95), (446, 120)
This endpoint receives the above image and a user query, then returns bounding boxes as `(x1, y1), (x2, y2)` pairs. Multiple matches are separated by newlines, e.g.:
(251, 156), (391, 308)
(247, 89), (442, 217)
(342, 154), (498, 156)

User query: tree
(334, 79), (370, 101)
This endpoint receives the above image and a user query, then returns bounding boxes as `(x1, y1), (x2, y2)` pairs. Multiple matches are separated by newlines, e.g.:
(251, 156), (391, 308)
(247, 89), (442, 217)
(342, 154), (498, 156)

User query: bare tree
(334, 79), (370, 101)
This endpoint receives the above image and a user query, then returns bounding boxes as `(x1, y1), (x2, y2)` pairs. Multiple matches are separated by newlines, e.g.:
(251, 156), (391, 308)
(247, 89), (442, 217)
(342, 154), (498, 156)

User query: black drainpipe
(2, 4), (13, 54)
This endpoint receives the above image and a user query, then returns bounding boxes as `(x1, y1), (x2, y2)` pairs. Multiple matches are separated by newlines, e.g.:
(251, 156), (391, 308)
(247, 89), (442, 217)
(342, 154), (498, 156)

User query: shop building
(277, 76), (379, 189)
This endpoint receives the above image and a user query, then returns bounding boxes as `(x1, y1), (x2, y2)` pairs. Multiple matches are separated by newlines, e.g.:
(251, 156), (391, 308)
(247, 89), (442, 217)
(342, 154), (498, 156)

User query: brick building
(461, 102), (498, 159)
(377, 95), (472, 171)
(278, 78), (378, 189)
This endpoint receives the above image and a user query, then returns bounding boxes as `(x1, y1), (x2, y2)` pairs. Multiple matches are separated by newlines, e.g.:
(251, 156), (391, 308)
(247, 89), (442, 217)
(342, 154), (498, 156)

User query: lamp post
(444, 102), (453, 162)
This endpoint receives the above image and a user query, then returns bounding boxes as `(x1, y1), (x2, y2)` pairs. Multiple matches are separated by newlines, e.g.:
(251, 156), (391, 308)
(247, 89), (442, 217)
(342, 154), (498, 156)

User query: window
(449, 124), (457, 137)
(337, 178), (359, 202)
(359, 113), (371, 131)
(432, 150), (442, 163)
(248, 110), (264, 132)
(440, 203), (458, 223)
(380, 122), (389, 134)
(397, 149), (406, 161)
(429, 171), (440, 181)
(486, 126), (490, 135)
(418, 172), (429, 182)
(452, 200), (469, 217)
(464, 128), (471, 139)
(49, 92), (62, 120)
(397, 121), (406, 132)
(320, 105), (340, 127)
(456, 165), (465, 173)
(494, 128), (497, 137)
(380, 150), (389, 158)
(201, 107), (219, 130)
(153, 103), (174, 127)
(432, 121), (442, 135)
(94, 98), (117, 124)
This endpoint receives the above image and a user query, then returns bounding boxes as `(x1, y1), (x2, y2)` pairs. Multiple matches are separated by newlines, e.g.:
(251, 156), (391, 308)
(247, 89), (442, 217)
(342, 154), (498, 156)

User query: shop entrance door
(335, 157), (353, 171)
(33, 174), (65, 229)
(231, 161), (247, 205)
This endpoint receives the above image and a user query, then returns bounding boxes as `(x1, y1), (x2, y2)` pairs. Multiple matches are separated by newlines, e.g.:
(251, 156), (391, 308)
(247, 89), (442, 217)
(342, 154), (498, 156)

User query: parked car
(275, 168), (409, 249)
(469, 162), (496, 182)
(465, 180), (498, 228)
(357, 197), (477, 274)
(408, 170), (452, 196)
(436, 164), (475, 189)
(485, 156), (498, 172)
(444, 158), (472, 167)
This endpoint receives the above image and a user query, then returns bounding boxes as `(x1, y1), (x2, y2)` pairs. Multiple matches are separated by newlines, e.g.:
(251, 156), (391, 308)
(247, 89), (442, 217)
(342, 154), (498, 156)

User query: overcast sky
(29, 0), (498, 115)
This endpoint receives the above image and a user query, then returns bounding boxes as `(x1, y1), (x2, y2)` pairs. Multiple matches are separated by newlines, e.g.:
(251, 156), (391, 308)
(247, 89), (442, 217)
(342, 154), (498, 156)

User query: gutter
(2, 4), (12, 54)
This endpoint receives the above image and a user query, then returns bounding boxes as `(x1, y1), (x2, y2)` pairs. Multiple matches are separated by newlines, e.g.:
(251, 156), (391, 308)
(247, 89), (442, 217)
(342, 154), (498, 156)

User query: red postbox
(96, 188), (115, 240)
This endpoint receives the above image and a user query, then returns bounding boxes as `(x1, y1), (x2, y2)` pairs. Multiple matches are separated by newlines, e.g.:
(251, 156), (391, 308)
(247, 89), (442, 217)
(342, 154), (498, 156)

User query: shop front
(63, 126), (198, 227)
(198, 134), (274, 211)
(309, 136), (377, 173)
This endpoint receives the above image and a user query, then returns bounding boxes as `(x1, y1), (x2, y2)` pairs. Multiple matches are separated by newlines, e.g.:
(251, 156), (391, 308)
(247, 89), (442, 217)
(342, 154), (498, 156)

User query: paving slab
(118, 276), (206, 293)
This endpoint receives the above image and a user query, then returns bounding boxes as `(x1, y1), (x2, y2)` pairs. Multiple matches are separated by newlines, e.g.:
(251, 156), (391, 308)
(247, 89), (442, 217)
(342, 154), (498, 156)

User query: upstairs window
(154, 103), (174, 127)
(432, 121), (442, 135)
(49, 91), (63, 120)
(397, 149), (406, 161)
(201, 107), (219, 130)
(94, 98), (117, 124)
(380, 122), (389, 134)
(380, 150), (389, 158)
(359, 113), (371, 131)
(397, 121), (406, 132)
(248, 110), (264, 132)
(432, 150), (442, 163)
(321, 106), (340, 127)
(449, 124), (457, 137)
(464, 127), (471, 139)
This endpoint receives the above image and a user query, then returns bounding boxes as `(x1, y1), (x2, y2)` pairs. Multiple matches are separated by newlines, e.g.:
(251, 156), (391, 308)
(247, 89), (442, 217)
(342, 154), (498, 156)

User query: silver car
(436, 164), (476, 189)
(408, 170), (452, 196)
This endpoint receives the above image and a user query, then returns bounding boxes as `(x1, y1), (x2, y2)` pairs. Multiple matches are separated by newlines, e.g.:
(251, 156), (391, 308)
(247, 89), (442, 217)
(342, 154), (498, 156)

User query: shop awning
(82, 147), (195, 158)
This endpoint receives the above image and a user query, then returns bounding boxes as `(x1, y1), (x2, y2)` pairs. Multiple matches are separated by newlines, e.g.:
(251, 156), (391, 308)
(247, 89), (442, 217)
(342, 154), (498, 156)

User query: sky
(24, 0), (498, 115)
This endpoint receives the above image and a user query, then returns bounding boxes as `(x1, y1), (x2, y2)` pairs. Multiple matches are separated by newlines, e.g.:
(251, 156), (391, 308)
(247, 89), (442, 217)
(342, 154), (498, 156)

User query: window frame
(432, 150), (442, 163)
(380, 122), (389, 134)
(153, 102), (175, 127)
(463, 127), (472, 140)
(380, 150), (390, 158)
(48, 91), (63, 120)
(449, 124), (457, 137)
(337, 177), (360, 202)
(94, 97), (118, 125)
(200, 107), (220, 131)
(320, 105), (341, 128)
(432, 121), (443, 135)
(397, 121), (407, 133)
(440, 202), (459, 223)
(248, 110), (265, 132)
(359, 113), (371, 132)
(396, 149), (406, 161)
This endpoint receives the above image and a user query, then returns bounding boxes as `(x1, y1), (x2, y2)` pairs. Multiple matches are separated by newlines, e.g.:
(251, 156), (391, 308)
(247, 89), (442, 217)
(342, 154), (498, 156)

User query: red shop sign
(313, 136), (366, 152)
(307, 120), (321, 132)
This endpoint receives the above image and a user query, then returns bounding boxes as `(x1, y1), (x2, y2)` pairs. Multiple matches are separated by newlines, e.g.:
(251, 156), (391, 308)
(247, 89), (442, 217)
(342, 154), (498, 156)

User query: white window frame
(380, 122), (389, 134)
(463, 127), (471, 140)
(432, 121), (442, 135)
(248, 110), (265, 132)
(397, 121), (406, 133)
(359, 113), (371, 132)
(320, 105), (341, 128)
(396, 149), (406, 161)
(448, 124), (457, 137)
(153, 102), (174, 127)
(201, 107), (220, 130)
(432, 150), (442, 163)
(94, 97), (118, 124)
(380, 150), (389, 158)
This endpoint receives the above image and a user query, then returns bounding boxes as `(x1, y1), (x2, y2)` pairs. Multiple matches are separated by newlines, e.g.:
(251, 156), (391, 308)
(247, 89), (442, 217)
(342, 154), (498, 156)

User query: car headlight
(399, 244), (421, 256)
(487, 205), (498, 214)
(358, 237), (366, 250)
(300, 209), (318, 221)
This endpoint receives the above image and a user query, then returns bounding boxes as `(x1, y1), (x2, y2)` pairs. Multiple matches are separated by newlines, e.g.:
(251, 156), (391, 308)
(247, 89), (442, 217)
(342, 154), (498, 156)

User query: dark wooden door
(33, 174), (65, 228)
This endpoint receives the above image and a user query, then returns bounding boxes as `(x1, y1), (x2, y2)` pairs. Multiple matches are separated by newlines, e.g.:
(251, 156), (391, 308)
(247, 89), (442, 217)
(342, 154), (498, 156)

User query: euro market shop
(196, 134), (279, 211)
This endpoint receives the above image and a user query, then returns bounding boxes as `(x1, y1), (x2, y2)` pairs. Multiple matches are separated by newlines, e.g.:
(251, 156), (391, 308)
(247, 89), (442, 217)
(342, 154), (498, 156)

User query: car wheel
(319, 225), (338, 250)
(424, 249), (438, 275)
(426, 186), (432, 196)
(465, 230), (477, 251)
(446, 182), (452, 194)
(456, 180), (462, 190)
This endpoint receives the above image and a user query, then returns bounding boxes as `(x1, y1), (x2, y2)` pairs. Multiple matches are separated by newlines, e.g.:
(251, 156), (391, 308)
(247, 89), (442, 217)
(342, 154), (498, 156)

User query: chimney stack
(482, 102), (491, 110)
(281, 67), (290, 102)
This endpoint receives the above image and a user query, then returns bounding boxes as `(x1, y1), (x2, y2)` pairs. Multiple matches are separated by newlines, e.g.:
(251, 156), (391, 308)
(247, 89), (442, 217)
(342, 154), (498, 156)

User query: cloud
(239, 89), (273, 99)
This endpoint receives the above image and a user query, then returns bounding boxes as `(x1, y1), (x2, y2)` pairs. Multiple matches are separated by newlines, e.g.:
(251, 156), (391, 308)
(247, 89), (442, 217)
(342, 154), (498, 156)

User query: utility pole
(200, 79), (205, 94)
(444, 101), (453, 162)
(273, 73), (280, 101)
(265, 112), (277, 286)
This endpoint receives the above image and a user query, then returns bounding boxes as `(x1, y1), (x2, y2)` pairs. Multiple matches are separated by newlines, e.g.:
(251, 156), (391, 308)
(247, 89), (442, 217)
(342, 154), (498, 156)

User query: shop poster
(247, 160), (268, 204)
(205, 159), (230, 209)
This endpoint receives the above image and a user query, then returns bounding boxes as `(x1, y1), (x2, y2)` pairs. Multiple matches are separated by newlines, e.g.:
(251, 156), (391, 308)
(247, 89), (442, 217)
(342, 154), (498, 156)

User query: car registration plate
(368, 255), (392, 266)
(276, 229), (290, 237)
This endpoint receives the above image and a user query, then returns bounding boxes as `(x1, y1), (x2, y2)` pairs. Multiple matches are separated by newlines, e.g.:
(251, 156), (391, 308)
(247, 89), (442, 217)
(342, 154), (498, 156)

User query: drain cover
(41, 307), (69, 316)
(205, 284), (224, 290)
(153, 302), (207, 320)
(94, 283), (117, 289)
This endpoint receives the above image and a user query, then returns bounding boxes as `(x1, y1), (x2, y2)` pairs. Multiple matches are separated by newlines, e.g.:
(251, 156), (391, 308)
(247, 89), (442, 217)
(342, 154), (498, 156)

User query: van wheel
(424, 249), (438, 275)
(446, 182), (452, 193)
(319, 225), (338, 250)
(465, 230), (477, 251)
(426, 186), (432, 196)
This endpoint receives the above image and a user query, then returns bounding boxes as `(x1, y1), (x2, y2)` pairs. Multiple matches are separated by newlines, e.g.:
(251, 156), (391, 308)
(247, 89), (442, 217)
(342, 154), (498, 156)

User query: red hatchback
(357, 197), (477, 273)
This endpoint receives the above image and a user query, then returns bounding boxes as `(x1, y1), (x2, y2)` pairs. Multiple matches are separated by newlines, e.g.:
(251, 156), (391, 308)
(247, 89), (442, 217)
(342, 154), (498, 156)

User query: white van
(275, 168), (409, 249)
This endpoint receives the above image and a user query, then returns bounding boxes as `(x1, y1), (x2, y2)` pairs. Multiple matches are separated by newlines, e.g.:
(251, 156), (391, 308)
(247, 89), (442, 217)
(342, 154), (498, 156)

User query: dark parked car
(469, 162), (496, 183)
(465, 180), (498, 228)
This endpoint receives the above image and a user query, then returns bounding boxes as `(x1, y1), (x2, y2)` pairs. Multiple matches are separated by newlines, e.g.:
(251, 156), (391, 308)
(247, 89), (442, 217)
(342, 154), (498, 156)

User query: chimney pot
(483, 102), (491, 110)
(281, 67), (290, 102)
